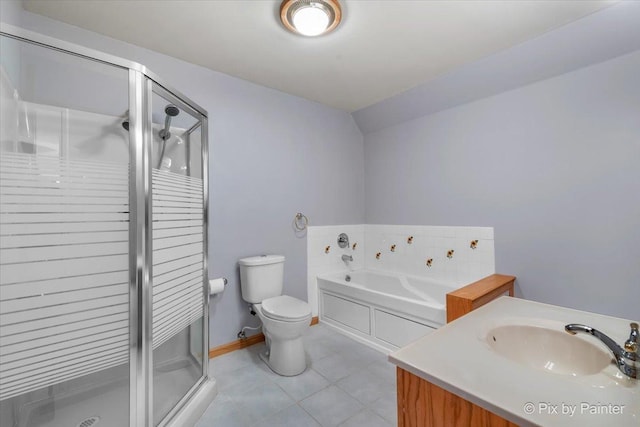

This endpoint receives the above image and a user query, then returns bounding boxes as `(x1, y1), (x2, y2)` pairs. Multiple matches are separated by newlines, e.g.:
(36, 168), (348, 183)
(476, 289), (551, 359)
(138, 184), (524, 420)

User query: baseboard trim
(208, 316), (320, 359)
(208, 333), (265, 359)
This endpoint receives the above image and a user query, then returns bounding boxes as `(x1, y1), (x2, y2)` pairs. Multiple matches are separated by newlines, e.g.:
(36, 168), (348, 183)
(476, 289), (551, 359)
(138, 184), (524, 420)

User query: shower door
(148, 83), (208, 426)
(0, 33), (132, 427)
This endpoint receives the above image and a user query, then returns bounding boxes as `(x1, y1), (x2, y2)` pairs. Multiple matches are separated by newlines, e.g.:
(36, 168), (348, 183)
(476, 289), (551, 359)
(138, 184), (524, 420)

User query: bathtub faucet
(342, 254), (353, 262)
(565, 322), (639, 379)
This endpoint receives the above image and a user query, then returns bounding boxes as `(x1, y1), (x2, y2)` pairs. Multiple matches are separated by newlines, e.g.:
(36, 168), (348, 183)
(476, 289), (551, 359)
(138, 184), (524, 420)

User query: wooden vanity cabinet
(396, 274), (518, 426)
(397, 368), (518, 427)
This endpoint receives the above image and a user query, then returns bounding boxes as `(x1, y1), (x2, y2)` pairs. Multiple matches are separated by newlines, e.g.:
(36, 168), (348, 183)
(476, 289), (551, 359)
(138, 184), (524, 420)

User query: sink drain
(76, 416), (100, 427)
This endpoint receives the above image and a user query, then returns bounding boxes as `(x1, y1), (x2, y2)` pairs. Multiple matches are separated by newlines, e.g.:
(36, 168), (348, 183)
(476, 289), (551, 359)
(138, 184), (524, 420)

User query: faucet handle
(625, 322), (639, 353)
(629, 322), (639, 338)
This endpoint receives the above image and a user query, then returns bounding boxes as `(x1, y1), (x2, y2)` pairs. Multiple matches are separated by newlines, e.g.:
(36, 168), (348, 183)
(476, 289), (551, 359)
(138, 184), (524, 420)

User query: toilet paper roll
(209, 278), (227, 295)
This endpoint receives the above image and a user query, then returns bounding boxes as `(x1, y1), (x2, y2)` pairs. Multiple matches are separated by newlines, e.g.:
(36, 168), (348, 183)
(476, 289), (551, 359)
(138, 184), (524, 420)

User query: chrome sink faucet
(565, 322), (639, 379)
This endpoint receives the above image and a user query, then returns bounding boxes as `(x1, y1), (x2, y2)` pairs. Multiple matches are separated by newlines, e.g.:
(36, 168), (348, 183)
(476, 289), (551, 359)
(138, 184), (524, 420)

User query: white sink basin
(486, 324), (612, 376)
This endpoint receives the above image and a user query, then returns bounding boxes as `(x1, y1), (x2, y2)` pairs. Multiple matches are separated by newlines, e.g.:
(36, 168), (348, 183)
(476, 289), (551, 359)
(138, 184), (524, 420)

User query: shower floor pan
(16, 357), (201, 427)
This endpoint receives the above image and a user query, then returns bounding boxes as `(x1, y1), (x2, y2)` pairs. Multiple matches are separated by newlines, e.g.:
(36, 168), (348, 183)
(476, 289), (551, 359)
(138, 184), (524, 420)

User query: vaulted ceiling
(23, 0), (614, 111)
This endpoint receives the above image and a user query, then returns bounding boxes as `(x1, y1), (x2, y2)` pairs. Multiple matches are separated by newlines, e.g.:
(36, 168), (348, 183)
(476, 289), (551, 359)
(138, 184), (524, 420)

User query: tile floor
(196, 323), (397, 427)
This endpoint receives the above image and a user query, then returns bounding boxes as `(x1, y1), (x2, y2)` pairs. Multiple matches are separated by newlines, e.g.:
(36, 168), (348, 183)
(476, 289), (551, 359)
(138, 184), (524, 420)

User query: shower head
(165, 104), (180, 117)
(121, 110), (130, 132)
(159, 104), (180, 141)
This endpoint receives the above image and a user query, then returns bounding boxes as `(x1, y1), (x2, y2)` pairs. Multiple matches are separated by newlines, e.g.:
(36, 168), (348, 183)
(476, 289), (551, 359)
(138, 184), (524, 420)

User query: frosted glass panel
(152, 170), (204, 348)
(150, 87), (205, 426)
(0, 33), (130, 427)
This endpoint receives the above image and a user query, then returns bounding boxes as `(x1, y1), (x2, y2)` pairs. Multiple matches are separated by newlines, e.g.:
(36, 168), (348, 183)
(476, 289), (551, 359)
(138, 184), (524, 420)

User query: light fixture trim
(280, 0), (342, 37)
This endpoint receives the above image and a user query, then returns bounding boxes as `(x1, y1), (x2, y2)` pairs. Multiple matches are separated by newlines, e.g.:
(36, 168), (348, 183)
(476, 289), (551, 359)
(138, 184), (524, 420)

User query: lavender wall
(4, 6), (365, 346)
(352, 1), (640, 135)
(364, 51), (640, 320)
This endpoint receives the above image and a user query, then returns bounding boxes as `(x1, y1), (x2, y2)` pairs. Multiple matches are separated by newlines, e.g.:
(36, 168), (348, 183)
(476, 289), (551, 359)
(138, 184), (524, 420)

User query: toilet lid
(261, 295), (311, 322)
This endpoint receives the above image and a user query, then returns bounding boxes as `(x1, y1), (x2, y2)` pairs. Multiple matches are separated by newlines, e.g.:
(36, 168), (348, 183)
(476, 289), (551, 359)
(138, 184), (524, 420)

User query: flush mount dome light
(280, 0), (342, 37)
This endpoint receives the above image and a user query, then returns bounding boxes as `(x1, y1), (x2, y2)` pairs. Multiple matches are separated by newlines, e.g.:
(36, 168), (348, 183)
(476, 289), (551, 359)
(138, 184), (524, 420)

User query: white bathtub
(317, 270), (456, 352)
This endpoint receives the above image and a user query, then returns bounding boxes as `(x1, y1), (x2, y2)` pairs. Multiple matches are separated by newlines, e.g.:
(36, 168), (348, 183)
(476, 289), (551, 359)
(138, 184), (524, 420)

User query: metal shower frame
(0, 24), (211, 427)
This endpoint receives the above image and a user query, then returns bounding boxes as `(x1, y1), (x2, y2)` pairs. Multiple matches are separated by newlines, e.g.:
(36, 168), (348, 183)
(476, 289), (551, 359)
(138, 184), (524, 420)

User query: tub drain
(76, 416), (100, 427)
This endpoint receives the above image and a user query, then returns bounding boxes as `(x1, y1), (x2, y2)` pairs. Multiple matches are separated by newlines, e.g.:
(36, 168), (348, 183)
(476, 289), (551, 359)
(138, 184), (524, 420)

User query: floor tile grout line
(337, 407), (369, 427)
(203, 323), (398, 426)
(269, 371), (332, 404)
(298, 401), (326, 427)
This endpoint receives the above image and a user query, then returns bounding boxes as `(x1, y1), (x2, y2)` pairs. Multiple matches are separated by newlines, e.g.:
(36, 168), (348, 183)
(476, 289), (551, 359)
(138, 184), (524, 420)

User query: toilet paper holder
(209, 277), (228, 296)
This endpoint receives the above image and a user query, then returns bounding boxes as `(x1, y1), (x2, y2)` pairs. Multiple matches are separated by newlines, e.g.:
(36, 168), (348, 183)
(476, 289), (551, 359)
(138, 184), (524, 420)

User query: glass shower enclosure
(0, 24), (214, 427)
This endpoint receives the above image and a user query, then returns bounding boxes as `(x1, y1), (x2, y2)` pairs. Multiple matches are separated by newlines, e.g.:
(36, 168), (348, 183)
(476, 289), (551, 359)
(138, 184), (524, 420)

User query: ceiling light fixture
(280, 0), (342, 37)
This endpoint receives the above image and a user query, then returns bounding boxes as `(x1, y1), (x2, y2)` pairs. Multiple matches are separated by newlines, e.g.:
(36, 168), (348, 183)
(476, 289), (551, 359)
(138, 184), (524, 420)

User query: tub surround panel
(364, 225), (495, 286)
(307, 225), (365, 316)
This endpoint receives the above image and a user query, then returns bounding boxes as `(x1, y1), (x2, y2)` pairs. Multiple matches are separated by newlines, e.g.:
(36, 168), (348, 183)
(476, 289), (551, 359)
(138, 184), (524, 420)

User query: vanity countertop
(389, 297), (639, 426)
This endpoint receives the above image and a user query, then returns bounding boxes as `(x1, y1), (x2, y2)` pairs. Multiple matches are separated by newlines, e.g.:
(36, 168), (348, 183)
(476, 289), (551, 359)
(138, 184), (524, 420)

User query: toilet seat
(261, 295), (311, 322)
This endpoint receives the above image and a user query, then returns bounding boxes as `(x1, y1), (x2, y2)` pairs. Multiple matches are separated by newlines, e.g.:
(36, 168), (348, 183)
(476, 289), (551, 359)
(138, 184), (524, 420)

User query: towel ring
(294, 212), (309, 231)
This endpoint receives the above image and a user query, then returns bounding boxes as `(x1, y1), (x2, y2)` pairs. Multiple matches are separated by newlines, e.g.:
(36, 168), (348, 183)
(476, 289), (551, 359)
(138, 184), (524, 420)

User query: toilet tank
(238, 255), (285, 304)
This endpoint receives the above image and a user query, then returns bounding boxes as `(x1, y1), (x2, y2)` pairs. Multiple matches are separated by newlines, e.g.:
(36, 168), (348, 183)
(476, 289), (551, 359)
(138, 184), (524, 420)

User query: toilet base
(258, 337), (307, 376)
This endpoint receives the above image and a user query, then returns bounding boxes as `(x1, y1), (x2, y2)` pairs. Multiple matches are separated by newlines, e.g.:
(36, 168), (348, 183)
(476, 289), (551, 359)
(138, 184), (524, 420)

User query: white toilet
(239, 255), (312, 376)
